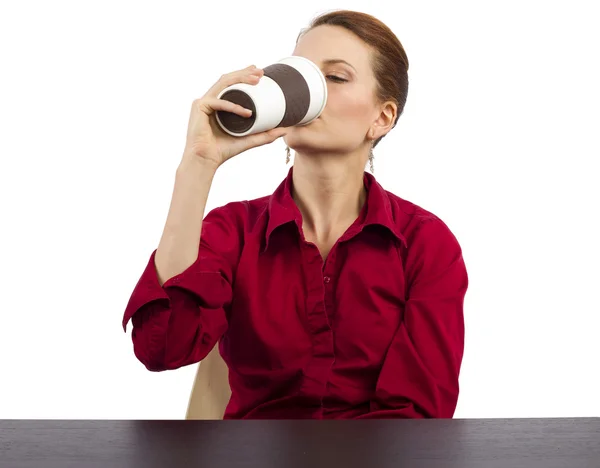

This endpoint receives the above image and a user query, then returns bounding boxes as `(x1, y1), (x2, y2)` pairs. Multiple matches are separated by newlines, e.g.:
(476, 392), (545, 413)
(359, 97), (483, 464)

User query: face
(284, 25), (393, 155)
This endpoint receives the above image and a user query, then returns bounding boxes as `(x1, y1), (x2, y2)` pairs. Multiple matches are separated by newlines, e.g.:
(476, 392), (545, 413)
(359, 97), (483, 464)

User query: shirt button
(323, 276), (331, 284)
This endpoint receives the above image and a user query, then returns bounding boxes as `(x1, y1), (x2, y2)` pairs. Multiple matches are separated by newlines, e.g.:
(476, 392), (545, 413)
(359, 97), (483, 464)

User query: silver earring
(285, 146), (291, 164)
(369, 147), (375, 173)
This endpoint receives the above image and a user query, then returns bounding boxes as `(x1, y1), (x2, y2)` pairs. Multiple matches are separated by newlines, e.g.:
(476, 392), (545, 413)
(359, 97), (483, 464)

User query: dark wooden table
(1, 418), (599, 468)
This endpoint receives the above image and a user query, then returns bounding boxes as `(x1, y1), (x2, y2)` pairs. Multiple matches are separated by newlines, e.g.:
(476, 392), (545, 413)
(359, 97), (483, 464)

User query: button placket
(298, 238), (335, 403)
(323, 245), (337, 285)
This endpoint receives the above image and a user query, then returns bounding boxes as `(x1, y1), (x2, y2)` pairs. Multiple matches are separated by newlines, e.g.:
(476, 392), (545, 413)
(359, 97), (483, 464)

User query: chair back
(185, 344), (231, 419)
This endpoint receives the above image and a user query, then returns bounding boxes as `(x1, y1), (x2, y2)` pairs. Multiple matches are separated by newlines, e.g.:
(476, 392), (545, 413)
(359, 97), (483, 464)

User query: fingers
(205, 65), (264, 98)
(237, 126), (290, 153)
(196, 96), (253, 117)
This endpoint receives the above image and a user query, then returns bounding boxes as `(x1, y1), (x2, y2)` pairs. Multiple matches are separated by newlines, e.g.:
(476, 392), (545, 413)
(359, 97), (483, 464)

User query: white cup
(216, 56), (328, 137)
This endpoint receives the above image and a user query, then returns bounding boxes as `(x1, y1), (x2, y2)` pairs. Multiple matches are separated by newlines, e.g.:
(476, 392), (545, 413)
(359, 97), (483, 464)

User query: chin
(286, 140), (337, 157)
(285, 131), (319, 146)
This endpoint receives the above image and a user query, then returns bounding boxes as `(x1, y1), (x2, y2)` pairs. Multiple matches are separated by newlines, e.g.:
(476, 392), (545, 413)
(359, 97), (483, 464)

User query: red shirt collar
(264, 166), (407, 251)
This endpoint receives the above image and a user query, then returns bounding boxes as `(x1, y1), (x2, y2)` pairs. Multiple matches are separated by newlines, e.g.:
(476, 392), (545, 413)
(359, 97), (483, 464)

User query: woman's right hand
(182, 64), (290, 169)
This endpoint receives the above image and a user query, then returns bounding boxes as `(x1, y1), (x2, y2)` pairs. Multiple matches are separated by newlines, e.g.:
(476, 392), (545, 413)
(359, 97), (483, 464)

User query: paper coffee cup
(216, 56), (328, 137)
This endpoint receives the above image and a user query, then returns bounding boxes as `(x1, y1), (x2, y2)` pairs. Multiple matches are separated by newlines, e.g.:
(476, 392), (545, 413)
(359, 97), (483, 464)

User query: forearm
(155, 155), (219, 286)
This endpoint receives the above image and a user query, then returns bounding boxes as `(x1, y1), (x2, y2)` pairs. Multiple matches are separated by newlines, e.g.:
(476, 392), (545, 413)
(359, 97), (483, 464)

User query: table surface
(1, 418), (599, 468)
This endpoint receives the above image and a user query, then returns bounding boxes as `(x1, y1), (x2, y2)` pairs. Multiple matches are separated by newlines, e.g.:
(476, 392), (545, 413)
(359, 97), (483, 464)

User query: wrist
(177, 152), (220, 176)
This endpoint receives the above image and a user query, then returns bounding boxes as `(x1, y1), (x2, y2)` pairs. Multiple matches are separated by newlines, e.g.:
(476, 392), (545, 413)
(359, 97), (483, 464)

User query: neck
(291, 150), (368, 238)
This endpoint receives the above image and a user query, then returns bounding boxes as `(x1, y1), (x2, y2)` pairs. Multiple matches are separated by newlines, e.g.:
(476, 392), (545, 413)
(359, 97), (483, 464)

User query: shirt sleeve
(360, 216), (468, 419)
(121, 204), (242, 372)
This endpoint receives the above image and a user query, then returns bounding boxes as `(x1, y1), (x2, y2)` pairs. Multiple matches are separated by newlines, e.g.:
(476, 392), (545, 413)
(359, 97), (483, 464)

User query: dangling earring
(369, 145), (375, 173)
(285, 146), (291, 165)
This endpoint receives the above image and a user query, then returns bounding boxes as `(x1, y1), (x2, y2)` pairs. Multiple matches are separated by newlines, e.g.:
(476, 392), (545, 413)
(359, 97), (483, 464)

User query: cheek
(326, 88), (372, 124)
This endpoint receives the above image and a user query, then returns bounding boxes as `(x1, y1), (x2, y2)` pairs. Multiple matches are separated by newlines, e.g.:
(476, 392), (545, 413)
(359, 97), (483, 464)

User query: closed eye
(326, 75), (347, 83)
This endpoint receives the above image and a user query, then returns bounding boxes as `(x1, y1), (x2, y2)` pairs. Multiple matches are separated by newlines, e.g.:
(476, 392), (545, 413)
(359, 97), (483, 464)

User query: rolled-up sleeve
(122, 205), (241, 372)
(362, 216), (468, 419)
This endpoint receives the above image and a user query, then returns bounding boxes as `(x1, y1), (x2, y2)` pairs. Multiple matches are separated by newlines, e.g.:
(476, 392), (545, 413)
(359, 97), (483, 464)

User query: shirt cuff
(122, 249), (232, 332)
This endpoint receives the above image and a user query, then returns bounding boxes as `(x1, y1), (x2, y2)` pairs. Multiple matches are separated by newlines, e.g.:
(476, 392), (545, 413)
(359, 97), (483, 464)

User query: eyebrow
(322, 59), (356, 72)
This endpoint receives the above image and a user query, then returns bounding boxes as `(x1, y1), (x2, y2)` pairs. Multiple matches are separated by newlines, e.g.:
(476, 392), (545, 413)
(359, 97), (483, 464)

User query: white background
(1, 0), (598, 420)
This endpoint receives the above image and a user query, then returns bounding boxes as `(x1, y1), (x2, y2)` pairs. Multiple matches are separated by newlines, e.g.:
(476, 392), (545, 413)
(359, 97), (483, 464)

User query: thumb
(241, 127), (290, 152)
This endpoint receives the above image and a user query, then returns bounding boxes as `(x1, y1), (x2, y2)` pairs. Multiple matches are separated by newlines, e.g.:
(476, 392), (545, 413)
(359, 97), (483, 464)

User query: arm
(122, 157), (241, 372)
(154, 157), (218, 287)
(359, 216), (468, 418)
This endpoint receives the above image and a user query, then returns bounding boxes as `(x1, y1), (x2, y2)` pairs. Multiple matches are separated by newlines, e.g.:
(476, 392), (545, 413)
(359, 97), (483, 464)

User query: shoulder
(384, 189), (463, 254)
(204, 195), (271, 232)
(382, 190), (467, 293)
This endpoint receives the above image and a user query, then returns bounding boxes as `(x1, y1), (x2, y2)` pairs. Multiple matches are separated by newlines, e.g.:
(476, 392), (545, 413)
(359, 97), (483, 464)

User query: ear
(369, 100), (397, 142)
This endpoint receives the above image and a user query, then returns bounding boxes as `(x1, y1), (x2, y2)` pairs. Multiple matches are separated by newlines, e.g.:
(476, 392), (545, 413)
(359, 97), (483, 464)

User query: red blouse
(122, 166), (469, 419)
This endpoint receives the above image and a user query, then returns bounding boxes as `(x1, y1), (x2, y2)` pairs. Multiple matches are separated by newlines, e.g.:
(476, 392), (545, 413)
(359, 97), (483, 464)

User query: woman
(122, 10), (469, 419)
